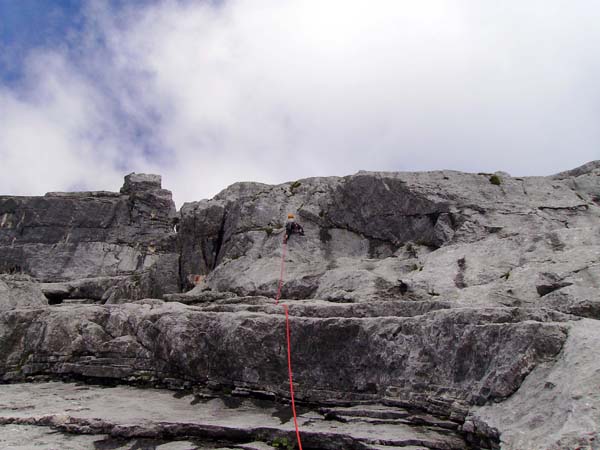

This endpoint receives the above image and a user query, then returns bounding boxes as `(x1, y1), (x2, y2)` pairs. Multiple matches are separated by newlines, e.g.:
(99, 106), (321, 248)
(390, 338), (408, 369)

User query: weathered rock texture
(0, 382), (469, 449)
(178, 166), (600, 309)
(0, 163), (599, 449)
(0, 275), (47, 310)
(0, 301), (568, 410)
(0, 173), (179, 302)
(467, 318), (600, 450)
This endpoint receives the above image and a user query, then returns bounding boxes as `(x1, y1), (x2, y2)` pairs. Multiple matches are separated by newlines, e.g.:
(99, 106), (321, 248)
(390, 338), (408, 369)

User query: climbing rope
(275, 241), (287, 306)
(284, 304), (303, 449)
(275, 240), (303, 449)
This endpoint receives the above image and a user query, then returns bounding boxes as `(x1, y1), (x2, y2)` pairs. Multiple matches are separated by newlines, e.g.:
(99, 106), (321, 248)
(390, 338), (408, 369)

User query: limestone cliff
(0, 173), (179, 303)
(0, 164), (599, 450)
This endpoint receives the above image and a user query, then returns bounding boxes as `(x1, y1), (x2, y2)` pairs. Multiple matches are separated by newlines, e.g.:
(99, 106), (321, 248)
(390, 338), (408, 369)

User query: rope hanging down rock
(275, 241), (303, 449)
(275, 241), (287, 306)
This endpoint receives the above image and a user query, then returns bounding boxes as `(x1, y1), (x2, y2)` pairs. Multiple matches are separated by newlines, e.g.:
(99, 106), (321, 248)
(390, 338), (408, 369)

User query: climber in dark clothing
(284, 213), (304, 243)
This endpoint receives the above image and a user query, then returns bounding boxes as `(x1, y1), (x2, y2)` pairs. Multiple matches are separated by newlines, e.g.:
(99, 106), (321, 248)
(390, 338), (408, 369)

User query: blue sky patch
(0, 0), (160, 85)
(0, 0), (85, 84)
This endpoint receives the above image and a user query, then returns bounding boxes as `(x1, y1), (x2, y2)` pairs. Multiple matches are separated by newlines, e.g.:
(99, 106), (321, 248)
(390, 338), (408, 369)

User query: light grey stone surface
(0, 162), (599, 449)
(0, 424), (105, 450)
(0, 381), (469, 449)
(177, 163), (600, 310)
(0, 275), (47, 310)
(466, 318), (600, 450)
(0, 301), (568, 419)
(0, 173), (179, 300)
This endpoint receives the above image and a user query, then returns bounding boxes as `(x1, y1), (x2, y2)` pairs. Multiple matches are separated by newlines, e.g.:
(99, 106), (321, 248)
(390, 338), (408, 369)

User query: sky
(0, 0), (599, 206)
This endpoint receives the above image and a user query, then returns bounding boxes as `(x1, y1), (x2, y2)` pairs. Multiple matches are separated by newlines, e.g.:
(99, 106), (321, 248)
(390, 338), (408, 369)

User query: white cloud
(0, 51), (126, 194)
(1, 0), (599, 206)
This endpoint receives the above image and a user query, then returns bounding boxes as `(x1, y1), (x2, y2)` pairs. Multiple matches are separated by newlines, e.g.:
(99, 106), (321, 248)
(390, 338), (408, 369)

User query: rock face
(179, 164), (600, 313)
(0, 275), (47, 310)
(0, 163), (599, 449)
(0, 301), (568, 409)
(0, 173), (179, 302)
(467, 318), (600, 450)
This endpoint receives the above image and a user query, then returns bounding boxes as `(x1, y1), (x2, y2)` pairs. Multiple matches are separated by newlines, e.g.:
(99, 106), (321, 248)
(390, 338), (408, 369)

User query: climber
(284, 213), (304, 243)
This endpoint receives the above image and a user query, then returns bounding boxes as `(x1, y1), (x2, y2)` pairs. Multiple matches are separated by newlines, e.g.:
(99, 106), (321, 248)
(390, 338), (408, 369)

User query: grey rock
(40, 276), (129, 303)
(0, 424), (107, 450)
(542, 285), (600, 319)
(550, 159), (600, 180)
(468, 318), (600, 450)
(0, 173), (179, 300)
(1, 162), (600, 448)
(0, 275), (48, 310)
(120, 172), (163, 194)
(0, 302), (568, 419)
(536, 272), (573, 297)
(0, 381), (470, 449)
(163, 285), (237, 304)
(178, 199), (227, 282)
(177, 165), (600, 304)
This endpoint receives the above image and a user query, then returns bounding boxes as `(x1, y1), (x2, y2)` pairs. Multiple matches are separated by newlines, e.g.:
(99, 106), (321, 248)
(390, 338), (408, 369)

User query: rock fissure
(212, 210), (229, 270)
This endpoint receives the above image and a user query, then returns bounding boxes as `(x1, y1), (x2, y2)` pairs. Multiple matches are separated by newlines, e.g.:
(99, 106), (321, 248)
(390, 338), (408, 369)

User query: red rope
(275, 241), (287, 305)
(284, 304), (303, 450)
(275, 239), (303, 449)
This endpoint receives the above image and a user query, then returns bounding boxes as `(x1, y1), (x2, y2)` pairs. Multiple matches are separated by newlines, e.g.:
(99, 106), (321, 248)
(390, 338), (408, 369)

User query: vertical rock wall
(0, 173), (179, 301)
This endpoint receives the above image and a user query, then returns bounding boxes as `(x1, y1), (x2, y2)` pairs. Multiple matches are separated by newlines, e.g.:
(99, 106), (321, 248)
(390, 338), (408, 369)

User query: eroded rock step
(0, 382), (474, 450)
